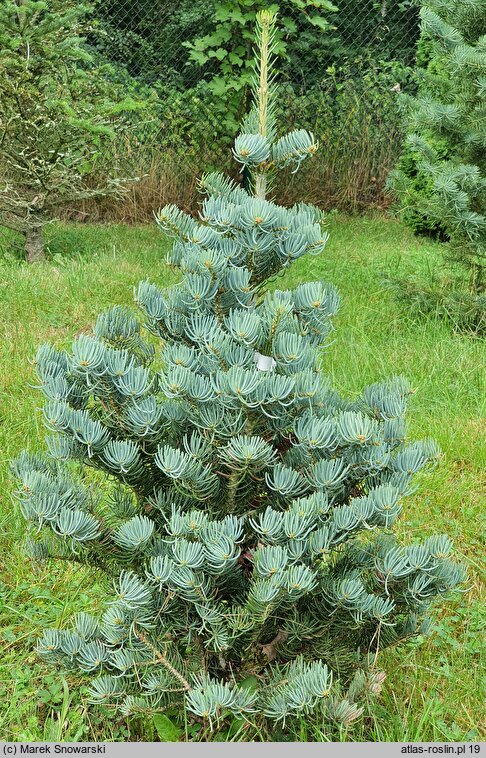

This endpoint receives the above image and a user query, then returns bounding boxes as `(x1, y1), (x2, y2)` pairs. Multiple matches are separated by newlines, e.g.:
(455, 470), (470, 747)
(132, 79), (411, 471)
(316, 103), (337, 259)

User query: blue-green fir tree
(389, 0), (486, 332)
(13, 12), (464, 731)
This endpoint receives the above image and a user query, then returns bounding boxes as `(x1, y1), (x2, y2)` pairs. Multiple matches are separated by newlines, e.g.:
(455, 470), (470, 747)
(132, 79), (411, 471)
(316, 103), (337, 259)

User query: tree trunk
(24, 227), (45, 263)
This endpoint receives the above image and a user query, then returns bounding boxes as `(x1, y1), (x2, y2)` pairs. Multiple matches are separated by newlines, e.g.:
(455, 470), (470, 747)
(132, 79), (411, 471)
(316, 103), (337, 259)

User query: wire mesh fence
(82, 0), (420, 220)
(91, 0), (419, 81)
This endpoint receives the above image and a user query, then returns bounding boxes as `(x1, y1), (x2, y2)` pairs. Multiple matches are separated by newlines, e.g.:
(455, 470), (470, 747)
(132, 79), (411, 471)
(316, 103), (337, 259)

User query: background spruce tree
(389, 0), (486, 333)
(0, 0), (137, 262)
(13, 11), (464, 732)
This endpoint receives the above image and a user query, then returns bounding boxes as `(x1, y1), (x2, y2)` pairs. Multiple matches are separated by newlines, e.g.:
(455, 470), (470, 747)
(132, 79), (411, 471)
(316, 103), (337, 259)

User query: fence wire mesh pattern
(84, 0), (420, 220)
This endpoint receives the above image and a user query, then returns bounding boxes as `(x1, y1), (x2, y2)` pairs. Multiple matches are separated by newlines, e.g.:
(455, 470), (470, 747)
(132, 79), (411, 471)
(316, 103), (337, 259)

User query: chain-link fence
(82, 0), (420, 221)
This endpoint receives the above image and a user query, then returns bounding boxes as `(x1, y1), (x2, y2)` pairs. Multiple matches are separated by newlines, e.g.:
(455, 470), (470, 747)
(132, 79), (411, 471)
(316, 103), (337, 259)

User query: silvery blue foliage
(13, 11), (464, 730)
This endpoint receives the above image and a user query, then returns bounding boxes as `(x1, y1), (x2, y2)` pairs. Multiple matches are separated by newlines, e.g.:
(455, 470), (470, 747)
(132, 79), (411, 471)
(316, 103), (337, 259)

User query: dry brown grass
(62, 108), (402, 224)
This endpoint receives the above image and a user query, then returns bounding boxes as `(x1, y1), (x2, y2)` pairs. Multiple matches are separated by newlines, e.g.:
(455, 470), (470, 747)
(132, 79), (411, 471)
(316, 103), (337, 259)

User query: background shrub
(388, 0), (486, 333)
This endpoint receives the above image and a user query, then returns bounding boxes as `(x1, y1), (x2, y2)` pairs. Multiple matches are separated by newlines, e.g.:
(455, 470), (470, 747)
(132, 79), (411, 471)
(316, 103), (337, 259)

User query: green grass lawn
(0, 216), (484, 742)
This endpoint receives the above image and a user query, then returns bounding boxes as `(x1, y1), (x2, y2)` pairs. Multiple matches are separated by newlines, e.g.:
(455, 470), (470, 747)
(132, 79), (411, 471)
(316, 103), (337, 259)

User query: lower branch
(134, 627), (192, 692)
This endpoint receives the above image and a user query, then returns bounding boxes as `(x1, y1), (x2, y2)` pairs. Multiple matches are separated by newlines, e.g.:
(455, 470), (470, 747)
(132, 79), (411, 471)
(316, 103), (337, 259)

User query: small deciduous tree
(0, 0), (137, 262)
(184, 0), (338, 134)
(13, 12), (464, 733)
